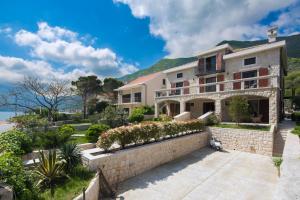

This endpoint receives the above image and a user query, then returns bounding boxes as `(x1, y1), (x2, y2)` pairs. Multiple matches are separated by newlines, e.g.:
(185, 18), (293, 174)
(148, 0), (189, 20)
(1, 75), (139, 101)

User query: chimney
(267, 26), (278, 43)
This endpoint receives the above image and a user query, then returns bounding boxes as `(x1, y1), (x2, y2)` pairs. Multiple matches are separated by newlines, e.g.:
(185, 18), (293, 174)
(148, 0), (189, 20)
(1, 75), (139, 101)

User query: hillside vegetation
(120, 34), (300, 82)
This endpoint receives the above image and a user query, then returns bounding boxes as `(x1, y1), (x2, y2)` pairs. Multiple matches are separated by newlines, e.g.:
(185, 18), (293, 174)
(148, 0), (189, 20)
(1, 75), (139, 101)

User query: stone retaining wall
(82, 132), (208, 186)
(73, 172), (99, 200)
(207, 125), (275, 156)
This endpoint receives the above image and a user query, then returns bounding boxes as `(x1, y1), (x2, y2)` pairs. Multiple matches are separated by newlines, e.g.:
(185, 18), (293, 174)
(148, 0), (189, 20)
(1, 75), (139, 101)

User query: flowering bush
(97, 120), (204, 150)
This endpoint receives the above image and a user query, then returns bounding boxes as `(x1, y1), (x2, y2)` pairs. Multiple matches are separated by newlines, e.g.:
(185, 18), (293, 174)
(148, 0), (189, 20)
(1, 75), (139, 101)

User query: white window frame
(243, 56), (257, 67)
(176, 72), (183, 79)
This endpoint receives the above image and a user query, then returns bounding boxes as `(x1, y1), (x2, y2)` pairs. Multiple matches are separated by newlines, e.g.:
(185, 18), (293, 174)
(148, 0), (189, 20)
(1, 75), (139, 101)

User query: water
(0, 111), (19, 121)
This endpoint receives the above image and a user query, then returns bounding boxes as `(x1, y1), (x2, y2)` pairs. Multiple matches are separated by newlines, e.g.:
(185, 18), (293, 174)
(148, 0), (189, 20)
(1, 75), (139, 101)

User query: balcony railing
(155, 75), (279, 98)
(121, 97), (142, 104)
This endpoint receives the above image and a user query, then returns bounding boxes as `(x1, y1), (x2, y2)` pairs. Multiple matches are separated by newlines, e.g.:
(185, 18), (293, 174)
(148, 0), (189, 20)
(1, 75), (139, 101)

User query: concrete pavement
(115, 148), (278, 200)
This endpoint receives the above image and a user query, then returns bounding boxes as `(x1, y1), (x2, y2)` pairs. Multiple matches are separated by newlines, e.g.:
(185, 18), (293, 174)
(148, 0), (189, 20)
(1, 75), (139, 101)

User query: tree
(102, 78), (124, 100)
(0, 76), (71, 122)
(285, 71), (300, 108)
(228, 96), (250, 125)
(71, 76), (102, 119)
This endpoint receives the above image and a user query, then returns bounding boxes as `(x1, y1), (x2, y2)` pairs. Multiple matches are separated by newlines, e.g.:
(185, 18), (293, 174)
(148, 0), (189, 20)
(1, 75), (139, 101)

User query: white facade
(116, 72), (166, 114)
(154, 41), (287, 125)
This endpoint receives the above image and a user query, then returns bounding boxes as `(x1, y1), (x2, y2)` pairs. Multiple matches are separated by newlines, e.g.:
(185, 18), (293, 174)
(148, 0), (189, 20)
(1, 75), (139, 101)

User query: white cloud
(115, 0), (297, 57)
(0, 55), (91, 84)
(14, 22), (138, 77)
(0, 27), (12, 34)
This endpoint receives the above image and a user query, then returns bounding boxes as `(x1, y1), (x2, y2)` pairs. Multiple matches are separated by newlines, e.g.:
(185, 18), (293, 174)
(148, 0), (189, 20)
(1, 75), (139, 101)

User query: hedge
(97, 120), (204, 151)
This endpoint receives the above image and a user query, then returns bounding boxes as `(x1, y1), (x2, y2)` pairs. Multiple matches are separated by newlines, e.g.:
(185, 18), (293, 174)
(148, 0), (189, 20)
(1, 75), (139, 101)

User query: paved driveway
(116, 148), (278, 200)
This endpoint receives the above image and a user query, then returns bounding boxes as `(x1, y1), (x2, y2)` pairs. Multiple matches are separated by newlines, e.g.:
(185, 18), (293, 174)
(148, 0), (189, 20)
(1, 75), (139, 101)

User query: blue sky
(0, 0), (299, 85)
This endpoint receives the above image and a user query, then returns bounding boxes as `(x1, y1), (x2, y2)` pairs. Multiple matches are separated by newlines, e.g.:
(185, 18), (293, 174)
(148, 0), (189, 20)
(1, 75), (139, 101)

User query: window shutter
(217, 74), (224, 91)
(170, 83), (176, 95)
(198, 58), (205, 75)
(216, 53), (223, 72)
(233, 72), (241, 90)
(183, 80), (190, 94)
(259, 68), (269, 87)
(199, 78), (205, 93)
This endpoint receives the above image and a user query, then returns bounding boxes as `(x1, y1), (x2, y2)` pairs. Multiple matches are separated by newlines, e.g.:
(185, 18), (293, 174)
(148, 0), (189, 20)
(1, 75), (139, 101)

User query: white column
(154, 102), (159, 118)
(180, 101), (185, 113)
(130, 89), (134, 103)
(166, 103), (171, 116)
(215, 99), (222, 120)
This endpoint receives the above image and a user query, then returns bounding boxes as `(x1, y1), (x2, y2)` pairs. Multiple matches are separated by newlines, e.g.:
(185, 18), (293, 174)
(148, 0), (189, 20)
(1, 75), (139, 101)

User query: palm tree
(34, 150), (66, 197)
(59, 143), (81, 173)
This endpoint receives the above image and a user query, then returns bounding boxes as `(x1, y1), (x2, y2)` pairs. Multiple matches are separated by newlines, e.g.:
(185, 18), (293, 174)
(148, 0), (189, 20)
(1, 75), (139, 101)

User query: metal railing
(155, 75), (279, 98)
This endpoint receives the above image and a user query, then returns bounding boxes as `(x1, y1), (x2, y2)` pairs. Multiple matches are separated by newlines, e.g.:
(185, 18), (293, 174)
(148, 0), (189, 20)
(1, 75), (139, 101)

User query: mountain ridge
(120, 34), (300, 82)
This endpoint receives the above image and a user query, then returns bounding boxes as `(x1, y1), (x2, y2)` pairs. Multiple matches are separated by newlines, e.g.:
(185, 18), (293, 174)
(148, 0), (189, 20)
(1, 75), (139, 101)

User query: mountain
(119, 57), (198, 82)
(120, 34), (300, 82)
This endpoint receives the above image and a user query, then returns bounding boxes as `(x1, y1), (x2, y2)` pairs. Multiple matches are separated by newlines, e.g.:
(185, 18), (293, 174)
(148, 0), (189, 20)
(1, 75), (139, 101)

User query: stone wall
(82, 132), (208, 186)
(207, 125), (275, 156)
(73, 172), (99, 200)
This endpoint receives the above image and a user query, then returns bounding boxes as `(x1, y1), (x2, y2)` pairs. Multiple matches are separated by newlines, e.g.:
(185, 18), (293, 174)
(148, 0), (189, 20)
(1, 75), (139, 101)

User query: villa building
(116, 72), (165, 114)
(116, 28), (287, 124)
(154, 30), (287, 125)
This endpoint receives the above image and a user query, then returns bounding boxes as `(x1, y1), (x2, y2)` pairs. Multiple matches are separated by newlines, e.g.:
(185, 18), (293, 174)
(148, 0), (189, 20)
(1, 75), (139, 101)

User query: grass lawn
(68, 130), (90, 144)
(213, 123), (270, 131)
(40, 167), (94, 200)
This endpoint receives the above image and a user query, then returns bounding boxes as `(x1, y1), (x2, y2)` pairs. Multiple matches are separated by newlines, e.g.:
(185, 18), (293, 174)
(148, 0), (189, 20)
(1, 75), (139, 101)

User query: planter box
(82, 132), (208, 185)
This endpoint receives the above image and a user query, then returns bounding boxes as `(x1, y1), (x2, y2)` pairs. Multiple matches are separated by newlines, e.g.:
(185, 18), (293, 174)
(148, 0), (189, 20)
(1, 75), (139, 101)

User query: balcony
(121, 97), (142, 104)
(155, 75), (279, 98)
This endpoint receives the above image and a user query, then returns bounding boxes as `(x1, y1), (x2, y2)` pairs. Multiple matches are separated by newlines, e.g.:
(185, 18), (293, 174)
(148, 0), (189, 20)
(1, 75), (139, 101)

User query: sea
(0, 111), (20, 121)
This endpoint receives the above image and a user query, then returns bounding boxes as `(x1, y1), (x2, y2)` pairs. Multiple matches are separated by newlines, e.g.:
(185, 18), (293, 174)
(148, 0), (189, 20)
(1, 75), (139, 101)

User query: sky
(0, 0), (299, 86)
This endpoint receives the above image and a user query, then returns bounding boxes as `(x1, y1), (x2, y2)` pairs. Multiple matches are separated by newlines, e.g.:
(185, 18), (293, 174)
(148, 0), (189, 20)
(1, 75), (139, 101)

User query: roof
(116, 72), (162, 91)
(197, 43), (233, 57)
(223, 40), (286, 60)
(163, 61), (198, 74)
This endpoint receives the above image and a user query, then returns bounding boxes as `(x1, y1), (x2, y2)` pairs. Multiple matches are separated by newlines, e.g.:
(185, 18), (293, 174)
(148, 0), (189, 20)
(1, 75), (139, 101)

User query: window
(175, 82), (183, 95)
(134, 92), (141, 102)
(122, 94), (131, 103)
(205, 56), (216, 73)
(244, 57), (256, 66)
(177, 73), (183, 78)
(205, 77), (216, 92)
(242, 70), (257, 89)
(162, 79), (166, 85)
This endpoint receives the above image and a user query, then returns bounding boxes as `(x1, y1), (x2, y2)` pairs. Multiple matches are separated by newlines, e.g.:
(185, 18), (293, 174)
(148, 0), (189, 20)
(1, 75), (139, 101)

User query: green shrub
(291, 112), (300, 121)
(0, 130), (32, 155)
(97, 120), (204, 151)
(59, 143), (81, 172)
(0, 152), (38, 199)
(86, 124), (110, 142)
(273, 157), (283, 168)
(40, 125), (74, 149)
(292, 125), (300, 137)
(128, 107), (144, 123)
(70, 113), (83, 123)
(154, 114), (172, 122)
(142, 106), (155, 115)
(205, 114), (220, 126)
